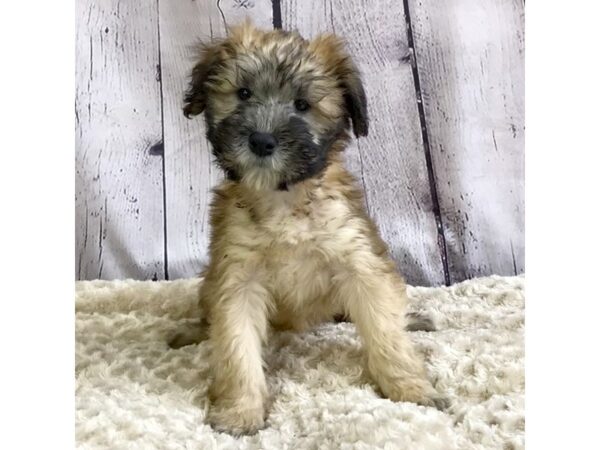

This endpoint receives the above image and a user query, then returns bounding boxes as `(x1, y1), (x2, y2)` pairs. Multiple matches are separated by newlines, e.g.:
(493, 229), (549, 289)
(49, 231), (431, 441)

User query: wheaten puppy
(174, 21), (446, 435)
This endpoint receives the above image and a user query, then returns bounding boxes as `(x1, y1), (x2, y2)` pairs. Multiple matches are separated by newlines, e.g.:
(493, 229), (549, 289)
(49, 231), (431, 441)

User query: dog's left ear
(310, 35), (369, 137)
(338, 55), (369, 138)
(342, 57), (369, 137)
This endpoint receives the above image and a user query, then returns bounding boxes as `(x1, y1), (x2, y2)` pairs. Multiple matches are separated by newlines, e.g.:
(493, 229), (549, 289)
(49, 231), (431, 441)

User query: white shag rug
(75, 275), (524, 450)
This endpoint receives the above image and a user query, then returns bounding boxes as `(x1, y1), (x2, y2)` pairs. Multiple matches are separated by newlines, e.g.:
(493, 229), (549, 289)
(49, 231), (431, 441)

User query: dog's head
(183, 21), (368, 191)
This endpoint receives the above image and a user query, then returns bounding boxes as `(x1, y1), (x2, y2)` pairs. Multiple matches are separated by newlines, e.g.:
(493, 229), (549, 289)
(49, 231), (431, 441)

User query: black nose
(248, 132), (277, 157)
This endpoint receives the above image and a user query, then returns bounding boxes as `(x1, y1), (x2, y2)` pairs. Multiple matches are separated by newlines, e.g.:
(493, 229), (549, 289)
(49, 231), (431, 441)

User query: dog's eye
(294, 99), (310, 112)
(237, 88), (252, 101)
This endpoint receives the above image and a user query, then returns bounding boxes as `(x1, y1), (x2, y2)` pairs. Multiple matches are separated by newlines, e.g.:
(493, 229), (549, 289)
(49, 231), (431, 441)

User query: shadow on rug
(75, 275), (524, 450)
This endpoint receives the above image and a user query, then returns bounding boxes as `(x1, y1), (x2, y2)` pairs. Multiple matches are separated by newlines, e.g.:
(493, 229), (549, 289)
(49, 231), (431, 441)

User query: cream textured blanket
(75, 275), (524, 450)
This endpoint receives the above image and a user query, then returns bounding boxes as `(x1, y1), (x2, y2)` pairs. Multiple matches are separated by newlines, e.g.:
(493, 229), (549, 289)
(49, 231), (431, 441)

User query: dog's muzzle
(248, 132), (278, 157)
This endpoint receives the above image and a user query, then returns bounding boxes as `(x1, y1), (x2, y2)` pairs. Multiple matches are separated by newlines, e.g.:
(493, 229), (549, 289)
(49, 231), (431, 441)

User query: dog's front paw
(380, 378), (450, 411)
(207, 401), (266, 436)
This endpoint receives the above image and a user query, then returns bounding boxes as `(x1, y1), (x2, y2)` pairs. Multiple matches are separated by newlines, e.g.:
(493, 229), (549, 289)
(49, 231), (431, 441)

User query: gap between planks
(402, 0), (451, 286)
(272, 0), (282, 29)
(156, 0), (169, 280)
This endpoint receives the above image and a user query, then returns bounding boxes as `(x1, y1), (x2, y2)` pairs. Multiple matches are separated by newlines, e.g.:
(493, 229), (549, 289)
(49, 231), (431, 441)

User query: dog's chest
(259, 199), (345, 305)
(224, 188), (365, 308)
(258, 193), (349, 248)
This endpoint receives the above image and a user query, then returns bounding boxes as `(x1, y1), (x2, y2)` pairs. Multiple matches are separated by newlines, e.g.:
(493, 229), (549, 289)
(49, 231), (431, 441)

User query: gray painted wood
(75, 0), (165, 280)
(158, 0), (273, 279)
(281, 0), (446, 285)
(407, 0), (525, 281)
(75, 0), (525, 285)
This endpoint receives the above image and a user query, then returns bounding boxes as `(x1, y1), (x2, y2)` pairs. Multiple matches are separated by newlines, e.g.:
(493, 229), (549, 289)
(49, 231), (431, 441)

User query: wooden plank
(158, 0), (273, 279)
(407, 0), (525, 281)
(281, 0), (445, 285)
(75, 0), (165, 280)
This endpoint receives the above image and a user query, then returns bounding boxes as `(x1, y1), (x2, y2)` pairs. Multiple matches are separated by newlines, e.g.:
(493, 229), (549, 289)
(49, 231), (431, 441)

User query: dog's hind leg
(333, 311), (437, 332)
(405, 312), (437, 332)
(168, 319), (210, 348)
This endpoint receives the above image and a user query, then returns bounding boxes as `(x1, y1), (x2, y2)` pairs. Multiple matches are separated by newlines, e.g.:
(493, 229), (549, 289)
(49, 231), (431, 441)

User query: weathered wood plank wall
(407, 0), (525, 282)
(75, 0), (165, 280)
(75, 0), (525, 286)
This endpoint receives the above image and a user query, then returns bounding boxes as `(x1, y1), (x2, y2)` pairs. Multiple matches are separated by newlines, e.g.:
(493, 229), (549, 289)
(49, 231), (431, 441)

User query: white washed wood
(408, 0), (525, 281)
(159, 0), (273, 279)
(75, 0), (165, 280)
(281, 0), (445, 285)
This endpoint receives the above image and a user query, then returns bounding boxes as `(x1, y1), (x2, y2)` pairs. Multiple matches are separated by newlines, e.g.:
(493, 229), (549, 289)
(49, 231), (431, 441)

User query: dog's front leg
(336, 270), (447, 410)
(204, 274), (271, 435)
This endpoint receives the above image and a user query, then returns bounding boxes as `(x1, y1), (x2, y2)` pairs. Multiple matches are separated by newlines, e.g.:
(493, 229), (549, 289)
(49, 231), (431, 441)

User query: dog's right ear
(183, 43), (223, 118)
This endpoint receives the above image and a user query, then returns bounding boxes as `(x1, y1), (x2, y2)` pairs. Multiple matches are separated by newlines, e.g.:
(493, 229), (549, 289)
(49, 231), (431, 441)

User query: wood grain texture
(281, 0), (446, 285)
(407, 0), (525, 281)
(158, 0), (273, 279)
(75, 0), (165, 280)
(74, 0), (525, 285)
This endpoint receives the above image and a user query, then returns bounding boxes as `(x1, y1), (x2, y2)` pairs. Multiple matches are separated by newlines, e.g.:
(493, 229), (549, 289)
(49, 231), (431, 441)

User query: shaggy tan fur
(174, 22), (447, 435)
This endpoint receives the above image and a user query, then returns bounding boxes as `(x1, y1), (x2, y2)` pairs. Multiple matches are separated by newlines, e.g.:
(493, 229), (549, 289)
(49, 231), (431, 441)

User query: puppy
(176, 21), (445, 435)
